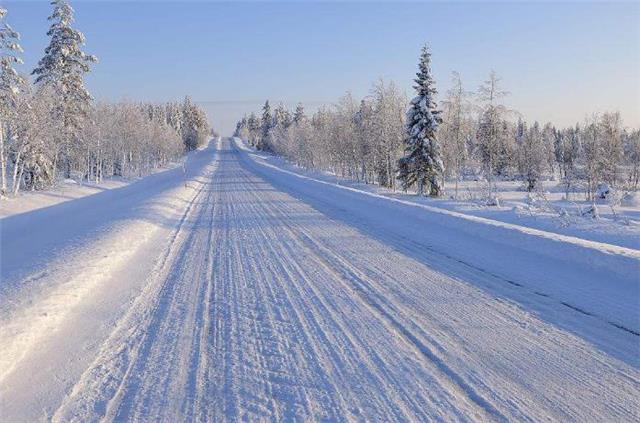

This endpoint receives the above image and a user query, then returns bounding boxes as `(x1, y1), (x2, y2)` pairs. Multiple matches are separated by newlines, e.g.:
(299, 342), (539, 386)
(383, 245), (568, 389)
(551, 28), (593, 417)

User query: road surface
(1, 138), (638, 422)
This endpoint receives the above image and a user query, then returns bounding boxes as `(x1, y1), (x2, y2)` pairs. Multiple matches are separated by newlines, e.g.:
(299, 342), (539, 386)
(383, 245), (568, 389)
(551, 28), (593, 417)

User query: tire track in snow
(231, 166), (475, 421)
(232, 170), (407, 420)
(52, 157), (218, 422)
(244, 175), (507, 422)
(257, 180), (638, 422)
(108, 173), (219, 422)
(231, 143), (639, 422)
(50, 139), (639, 422)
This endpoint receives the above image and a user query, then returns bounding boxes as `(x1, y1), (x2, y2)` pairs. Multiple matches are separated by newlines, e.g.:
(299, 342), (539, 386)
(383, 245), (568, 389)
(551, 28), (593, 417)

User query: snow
(239, 141), (640, 251)
(0, 178), (129, 218)
(1, 138), (638, 421)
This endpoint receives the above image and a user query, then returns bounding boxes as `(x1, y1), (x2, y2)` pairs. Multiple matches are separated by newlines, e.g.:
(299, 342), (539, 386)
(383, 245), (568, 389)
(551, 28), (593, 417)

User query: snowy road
(1, 139), (639, 421)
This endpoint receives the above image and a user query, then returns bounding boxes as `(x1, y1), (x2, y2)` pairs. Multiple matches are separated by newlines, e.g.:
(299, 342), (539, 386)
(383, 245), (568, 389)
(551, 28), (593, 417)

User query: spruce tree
(397, 45), (444, 196)
(247, 112), (260, 146)
(293, 103), (306, 124)
(180, 96), (209, 150)
(276, 103), (292, 129)
(32, 0), (97, 178)
(260, 100), (272, 151)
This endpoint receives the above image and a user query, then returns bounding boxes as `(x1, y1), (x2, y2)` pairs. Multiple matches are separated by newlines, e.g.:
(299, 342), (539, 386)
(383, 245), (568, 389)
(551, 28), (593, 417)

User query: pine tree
(180, 96), (209, 151)
(234, 115), (248, 137)
(247, 113), (260, 146)
(397, 45), (444, 196)
(260, 100), (272, 151)
(293, 103), (306, 124)
(0, 6), (25, 194)
(32, 0), (97, 178)
(273, 103), (288, 128)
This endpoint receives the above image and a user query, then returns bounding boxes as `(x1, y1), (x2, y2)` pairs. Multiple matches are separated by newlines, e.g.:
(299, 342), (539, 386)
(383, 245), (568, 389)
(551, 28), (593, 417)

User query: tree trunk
(0, 121), (6, 195)
(11, 147), (23, 195)
(13, 159), (24, 196)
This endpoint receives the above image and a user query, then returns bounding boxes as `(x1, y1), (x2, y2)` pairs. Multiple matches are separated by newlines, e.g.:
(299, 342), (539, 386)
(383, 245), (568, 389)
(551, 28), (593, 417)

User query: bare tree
(476, 70), (512, 197)
(440, 71), (472, 198)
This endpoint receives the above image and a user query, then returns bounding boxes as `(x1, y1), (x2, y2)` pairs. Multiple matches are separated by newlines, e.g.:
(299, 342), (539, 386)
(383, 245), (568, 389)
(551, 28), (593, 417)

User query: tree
(440, 71), (472, 197)
(541, 123), (557, 178)
(599, 111), (624, 186)
(371, 80), (405, 188)
(623, 129), (640, 190)
(273, 103), (292, 129)
(259, 100), (272, 151)
(293, 103), (306, 124)
(0, 6), (25, 194)
(397, 45), (444, 196)
(354, 98), (375, 183)
(290, 108), (315, 168)
(181, 96), (209, 151)
(13, 85), (57, 192)
(555, 124), (580, 199)
(517, 121), (545, 191)
(246, 113), (260, 146)
(32, 0), (97, 179)
(476, 70), (511, 193)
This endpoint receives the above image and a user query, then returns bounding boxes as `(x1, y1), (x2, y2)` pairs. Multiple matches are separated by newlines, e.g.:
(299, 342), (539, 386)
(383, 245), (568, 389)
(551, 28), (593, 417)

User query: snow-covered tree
(234, 115), (248, 138)
(0, 6), (25, 194)
(397, 45), (444, 196)
(541, 123), (557, 178)
(599, 111), (624, 186)
(246, 112), (260, 146)
(517, 121), (545, 191)
(230, 64), (636, 205)
(354, 98), (375, 183)
(291, 109), (315, 168)
(293, 103), (306, 124)
(440, 71), (472, 197)
(12, 84), (58, 192)
(32, 0), (97, 178)
(623, 129), (640, 190)
(259, 100), (272, 151)
(273, 103), (292, 129)
(181, 96), (210, 151)
(476, 70), (512, 192)
(371, 80), (405, 188)
(555, 125), (581, 199)
(580, 112), (625, 200)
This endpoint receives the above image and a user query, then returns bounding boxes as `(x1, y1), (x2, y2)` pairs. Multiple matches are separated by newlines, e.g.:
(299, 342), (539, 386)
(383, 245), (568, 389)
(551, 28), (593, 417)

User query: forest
(235, 50), (639, 204)
(0, 3), (211, 196)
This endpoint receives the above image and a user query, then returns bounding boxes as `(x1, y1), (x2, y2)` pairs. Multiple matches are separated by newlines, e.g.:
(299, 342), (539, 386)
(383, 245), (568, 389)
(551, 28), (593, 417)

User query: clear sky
(4, 0), (639, 134)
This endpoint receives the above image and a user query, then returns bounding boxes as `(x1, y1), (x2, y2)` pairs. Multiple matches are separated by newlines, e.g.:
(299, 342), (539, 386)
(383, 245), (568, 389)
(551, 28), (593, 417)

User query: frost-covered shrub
(596, 183), (611, 200)
(581, 204), (600, 219)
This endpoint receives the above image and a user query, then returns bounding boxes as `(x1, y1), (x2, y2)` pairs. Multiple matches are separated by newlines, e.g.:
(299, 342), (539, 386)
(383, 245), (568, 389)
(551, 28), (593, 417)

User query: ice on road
(1, 139), (638, 422)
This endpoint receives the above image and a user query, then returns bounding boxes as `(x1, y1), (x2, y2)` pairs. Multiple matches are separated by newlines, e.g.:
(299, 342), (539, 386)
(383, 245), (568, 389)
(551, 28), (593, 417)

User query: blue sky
(4, 0), (639, 134)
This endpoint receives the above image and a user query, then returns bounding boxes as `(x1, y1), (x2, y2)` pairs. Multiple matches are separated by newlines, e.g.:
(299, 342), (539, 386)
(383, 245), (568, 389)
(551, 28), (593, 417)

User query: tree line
(0, 1), (211, 195)
(235, 47), (639, 202)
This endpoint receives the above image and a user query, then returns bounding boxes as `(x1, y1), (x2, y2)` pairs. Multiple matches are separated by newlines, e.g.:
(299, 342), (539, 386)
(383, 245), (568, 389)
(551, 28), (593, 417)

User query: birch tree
(476, 70), (511, 194)
(0, 7), (25, 194)
(440, 71), (472, 197)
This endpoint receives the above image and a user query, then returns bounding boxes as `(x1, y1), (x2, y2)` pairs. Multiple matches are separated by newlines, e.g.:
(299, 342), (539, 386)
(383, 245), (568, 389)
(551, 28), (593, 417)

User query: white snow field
(1, 138), (638, 422)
